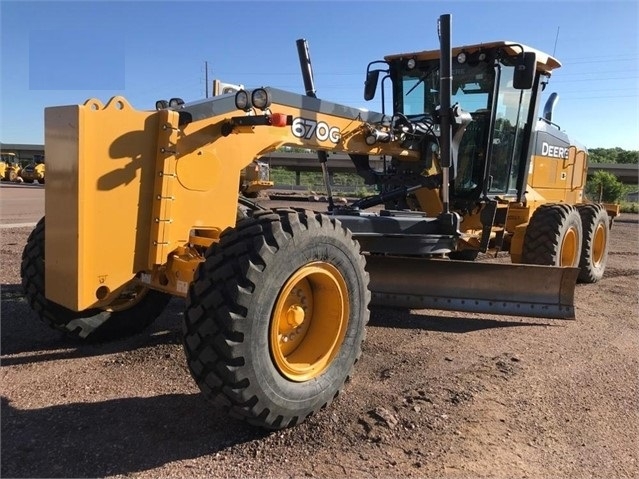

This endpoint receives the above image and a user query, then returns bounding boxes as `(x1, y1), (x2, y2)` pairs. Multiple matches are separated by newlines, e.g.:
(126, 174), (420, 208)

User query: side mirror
(513, 52), (536, 90)
(364, 70), (380, 101)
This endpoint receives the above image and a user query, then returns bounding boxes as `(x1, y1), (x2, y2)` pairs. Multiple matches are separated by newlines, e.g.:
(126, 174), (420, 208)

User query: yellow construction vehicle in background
(21, 14), (614, 430)
(19, 154), (45, 184)
(0, 155), (8, 180)
(1, 152), (22, 182)
(239, 158), (273, 198)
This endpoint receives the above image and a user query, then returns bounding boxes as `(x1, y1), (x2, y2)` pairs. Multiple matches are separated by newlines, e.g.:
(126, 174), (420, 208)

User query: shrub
(585, 170), (625, 203)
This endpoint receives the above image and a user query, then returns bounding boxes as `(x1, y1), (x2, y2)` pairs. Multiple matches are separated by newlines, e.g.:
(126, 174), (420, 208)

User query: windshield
(395, 57), (533, 198)
(398, 60), (494, 117)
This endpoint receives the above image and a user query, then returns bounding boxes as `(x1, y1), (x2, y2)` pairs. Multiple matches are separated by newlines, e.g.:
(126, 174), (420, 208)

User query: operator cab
(365, 41), (561, 205)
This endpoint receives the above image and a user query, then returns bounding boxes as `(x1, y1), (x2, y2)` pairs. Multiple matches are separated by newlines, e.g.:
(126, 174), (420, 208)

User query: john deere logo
(541, 141), (569, 159)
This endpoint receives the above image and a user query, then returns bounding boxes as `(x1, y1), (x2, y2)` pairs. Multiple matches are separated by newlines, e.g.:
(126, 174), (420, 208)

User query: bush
(620, 202), (639, 214)
(585, 170), (625, 203)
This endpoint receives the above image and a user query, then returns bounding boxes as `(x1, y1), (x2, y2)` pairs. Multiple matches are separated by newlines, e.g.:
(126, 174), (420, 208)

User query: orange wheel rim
(592, 222), (607, 266)
(560, 226), (579, 266)
(270, 262), (349, 382)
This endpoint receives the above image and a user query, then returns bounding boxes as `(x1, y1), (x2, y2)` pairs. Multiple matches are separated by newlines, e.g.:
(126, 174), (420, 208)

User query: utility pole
(205, 61), (209, 98)
(552, 27), (560, 57)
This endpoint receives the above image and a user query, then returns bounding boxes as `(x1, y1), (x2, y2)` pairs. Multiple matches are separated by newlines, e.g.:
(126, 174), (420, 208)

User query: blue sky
(1, 0), (638, 150)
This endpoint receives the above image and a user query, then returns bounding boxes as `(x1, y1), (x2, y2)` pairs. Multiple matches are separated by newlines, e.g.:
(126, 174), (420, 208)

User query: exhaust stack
(543, 92), (559, 123)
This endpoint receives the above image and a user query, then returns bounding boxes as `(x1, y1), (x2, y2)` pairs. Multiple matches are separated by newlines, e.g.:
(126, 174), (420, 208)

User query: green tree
(585, 170), (625, 203)
(588, 147), (639, 164)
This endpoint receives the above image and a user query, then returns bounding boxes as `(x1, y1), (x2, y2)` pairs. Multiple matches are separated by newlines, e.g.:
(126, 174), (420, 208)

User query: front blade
(366, 256), (578, 320)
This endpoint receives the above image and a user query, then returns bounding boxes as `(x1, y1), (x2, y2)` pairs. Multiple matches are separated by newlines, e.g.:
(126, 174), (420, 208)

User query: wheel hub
(286, 305), (306, 328)
(270, 262), (349, 382)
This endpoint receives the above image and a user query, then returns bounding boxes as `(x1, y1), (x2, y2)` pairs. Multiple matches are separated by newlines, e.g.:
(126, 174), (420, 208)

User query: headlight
(235, 90), (251, 111)
(407, 58), (416, 69)
(251, 88), (271, 110)
(168, 98), (185, 108)
(155, 100), (168, 110)
(456, 52), (467, 64)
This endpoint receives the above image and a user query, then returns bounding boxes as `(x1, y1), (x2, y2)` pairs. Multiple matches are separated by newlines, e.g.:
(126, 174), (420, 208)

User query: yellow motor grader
(21, 14), (612, 429)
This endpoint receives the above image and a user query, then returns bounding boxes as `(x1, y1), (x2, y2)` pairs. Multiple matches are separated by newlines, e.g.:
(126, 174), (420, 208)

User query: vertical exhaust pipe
(296, 39), (317, 98)
(543, 92), (559, 123)
(438, 14), (452, 215)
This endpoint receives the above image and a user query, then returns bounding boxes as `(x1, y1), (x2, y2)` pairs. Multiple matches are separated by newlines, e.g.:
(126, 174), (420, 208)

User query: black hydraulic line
(351, 184), (424, 210)
(350, 174), (441, 210)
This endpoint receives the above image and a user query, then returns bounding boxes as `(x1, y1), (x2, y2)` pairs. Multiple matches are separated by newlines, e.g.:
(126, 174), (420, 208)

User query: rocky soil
(1, 214), (638, 478)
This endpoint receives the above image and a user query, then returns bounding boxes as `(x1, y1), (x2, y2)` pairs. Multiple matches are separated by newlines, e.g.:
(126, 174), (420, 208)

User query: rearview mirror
(364, 70), (380, 101)
(513, 52), (536, 90)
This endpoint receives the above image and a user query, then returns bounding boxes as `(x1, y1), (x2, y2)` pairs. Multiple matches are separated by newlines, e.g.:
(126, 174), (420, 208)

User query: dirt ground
(1, 212), (638, 479)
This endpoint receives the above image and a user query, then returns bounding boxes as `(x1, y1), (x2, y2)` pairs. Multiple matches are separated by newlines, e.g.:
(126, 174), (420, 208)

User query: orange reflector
(270, 113), (288, 127)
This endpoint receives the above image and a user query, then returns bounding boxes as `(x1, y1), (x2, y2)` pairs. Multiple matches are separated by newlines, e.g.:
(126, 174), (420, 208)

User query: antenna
(205, 61), (209, 98)
(552, 26), (560, 57)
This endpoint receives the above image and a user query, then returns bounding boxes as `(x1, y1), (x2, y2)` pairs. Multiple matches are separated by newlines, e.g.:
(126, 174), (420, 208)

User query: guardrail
(260, 152), (638, 183)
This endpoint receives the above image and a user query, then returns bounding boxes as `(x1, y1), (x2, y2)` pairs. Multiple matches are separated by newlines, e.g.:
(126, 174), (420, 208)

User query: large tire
(522, 204), (583, 267)
(576, 204), (609, 283)
(183, 209), (370, 430)
(21, 218), (172, 342)
(243, 190), (260, 199)
(236, 196), (265, 221)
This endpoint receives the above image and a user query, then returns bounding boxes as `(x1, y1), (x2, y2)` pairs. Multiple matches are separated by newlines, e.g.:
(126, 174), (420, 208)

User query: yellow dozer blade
(366, 256), (579, 320)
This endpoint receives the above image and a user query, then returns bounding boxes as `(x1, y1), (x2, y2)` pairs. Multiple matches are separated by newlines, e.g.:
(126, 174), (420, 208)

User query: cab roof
(385, 40), (561, 74)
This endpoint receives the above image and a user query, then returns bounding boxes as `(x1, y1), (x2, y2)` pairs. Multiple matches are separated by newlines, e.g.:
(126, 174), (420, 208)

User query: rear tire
(21, 218), (171, 342)
(183, 209), (370, 430)
(576, 204), (609, 283)
(522, 204), (583, 267)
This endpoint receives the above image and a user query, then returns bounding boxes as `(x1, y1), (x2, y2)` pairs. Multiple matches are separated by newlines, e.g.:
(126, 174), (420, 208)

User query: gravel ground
(1, 214), (638, 478)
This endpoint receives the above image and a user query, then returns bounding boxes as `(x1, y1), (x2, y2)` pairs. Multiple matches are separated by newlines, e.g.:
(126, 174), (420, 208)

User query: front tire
(183, 209), (370, 429)
(21, 218), (172, 342)
(576, 204), (609, 283)
(522, 204), (583, 267)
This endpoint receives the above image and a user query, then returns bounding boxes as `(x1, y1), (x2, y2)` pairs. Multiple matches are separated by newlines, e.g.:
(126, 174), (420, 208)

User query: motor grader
(21, 14), (612, 430)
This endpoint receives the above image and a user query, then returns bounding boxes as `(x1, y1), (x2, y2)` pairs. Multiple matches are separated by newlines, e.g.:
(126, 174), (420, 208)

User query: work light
(251, 88), (271, 110)
(235, 90), (251, 111)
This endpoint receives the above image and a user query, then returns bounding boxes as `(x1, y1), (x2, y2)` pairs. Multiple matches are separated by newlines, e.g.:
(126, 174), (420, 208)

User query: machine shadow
(3, 280), (559, 365)
(368, 305), (561, 333)
(1, 285), (186, 365)
(1, 393), (268, 478)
